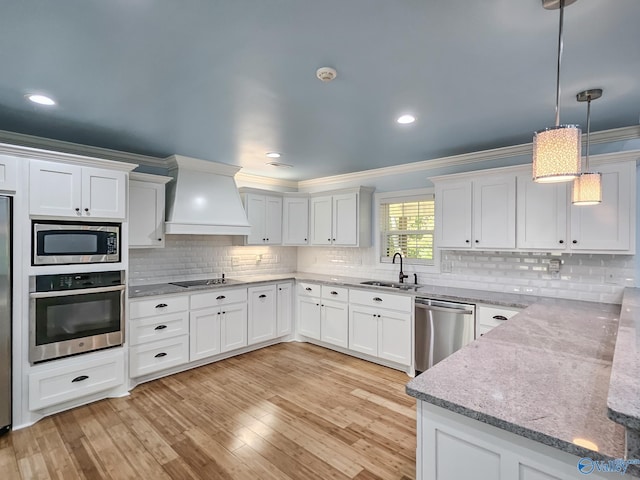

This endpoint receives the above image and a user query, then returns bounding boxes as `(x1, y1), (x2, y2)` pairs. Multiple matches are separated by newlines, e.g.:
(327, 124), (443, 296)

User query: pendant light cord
(585, 96), (591, 170)
(554, 0), (565, 127)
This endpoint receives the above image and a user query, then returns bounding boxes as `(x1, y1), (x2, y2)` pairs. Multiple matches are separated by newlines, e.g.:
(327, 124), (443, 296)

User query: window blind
(380, 196), (435, 263)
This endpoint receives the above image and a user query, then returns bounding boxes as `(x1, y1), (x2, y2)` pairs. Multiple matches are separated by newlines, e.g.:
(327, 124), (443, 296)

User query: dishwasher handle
(415, 300), (474, 316)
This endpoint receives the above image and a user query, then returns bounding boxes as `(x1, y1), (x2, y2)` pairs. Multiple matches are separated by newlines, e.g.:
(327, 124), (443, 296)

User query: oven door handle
(30, 284), (126, 299)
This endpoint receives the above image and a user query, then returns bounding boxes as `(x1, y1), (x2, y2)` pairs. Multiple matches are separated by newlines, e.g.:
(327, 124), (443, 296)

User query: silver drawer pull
(330, 291), (338, 295)
(216, 295), (226, 300)
(72, 375), (89, 383)
(154, 352), (167, 358)
(373, 297), (383, 302)
(258, 294), (267, 299)
(493, 315), (508, 321)
(155, 303), (168, 309)
(154, 325), (167, 330)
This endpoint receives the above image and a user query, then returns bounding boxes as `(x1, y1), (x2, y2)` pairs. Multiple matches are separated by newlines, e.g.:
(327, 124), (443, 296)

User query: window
(380, 193), (435, 264)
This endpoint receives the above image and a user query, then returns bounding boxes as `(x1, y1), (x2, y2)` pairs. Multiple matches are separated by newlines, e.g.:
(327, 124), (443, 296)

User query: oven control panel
(34, 271), (124, 291)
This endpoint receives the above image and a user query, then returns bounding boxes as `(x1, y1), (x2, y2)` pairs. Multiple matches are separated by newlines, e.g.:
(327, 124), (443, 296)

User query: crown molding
(0, 129), (166, 167)
(235, 171), (299, 189)
(298, 125), (640, 189)
(130, 172), (173, 184)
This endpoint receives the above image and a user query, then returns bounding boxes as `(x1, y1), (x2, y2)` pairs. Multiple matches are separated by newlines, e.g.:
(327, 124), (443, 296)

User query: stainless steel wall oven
(29, 271), (125, 363)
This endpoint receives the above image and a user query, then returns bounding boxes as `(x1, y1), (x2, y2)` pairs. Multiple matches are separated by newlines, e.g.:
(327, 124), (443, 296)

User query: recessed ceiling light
(265, 152), (281, 158)
(397, 114), (416, 124)
(26, 94), (56, 106)
(265, 161), (292, 168)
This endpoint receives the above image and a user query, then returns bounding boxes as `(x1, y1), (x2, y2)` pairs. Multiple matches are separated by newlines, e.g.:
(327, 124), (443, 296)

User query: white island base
(417, 401), (615, 480)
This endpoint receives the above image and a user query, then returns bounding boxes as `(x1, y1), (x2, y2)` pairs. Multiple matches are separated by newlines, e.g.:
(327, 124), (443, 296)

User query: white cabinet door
(82, 167), (126, 219)
(332, 193), (358, 246)
(221, 303), (248, 353)
(348, 305), (378, 357)
(516, 176), (568, 250)
(435, 181), (472, 249)
(276, 282), (293, 336)
(321, 300), (349, 348)
(310, 196), (333, 245)
(30, 160), (83, 217)
(129, 180), (165, 248)
(0, 154), (18, 192)
(282, 196), (309, 245)
(472, 175), (516, 249)
(378, 310), (411, 366)
(569, 162), (634, 252)
(189, 307), (221, 361)
(298, 296), (321, 339)
(265, 196), (283, 244)
(248, 285), (277, 345)
(245, 194), (266, 245)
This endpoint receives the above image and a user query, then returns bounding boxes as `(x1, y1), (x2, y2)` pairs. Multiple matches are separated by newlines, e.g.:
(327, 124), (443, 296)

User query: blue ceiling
(1, 0), (639, 180)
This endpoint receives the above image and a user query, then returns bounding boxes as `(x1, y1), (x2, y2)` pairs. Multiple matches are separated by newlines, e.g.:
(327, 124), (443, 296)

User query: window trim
(374, 188), (440, 274)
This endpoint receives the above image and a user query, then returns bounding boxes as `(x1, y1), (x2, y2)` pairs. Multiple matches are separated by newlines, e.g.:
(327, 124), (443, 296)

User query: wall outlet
(441, 260), (453, 273)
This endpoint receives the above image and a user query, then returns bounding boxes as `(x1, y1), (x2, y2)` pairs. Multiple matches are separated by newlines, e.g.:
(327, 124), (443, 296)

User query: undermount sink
(360, 280), (414, 290)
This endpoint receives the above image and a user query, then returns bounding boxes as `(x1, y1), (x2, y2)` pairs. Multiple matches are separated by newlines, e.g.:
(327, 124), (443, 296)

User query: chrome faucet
(392, 253), (409, 283)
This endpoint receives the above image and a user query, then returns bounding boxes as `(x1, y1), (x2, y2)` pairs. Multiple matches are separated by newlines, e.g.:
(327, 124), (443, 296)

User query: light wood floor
(0, 343), (416, 480)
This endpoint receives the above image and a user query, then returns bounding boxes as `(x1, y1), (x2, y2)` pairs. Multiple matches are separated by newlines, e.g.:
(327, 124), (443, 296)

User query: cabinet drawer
(190, 288), (247, 310)
(29, 350), (124, 410)
(477, 305), (520, 328)
(298, 282), (321, 297)
(130, 336), (189, 378)
(129, 295), (189, 319)
(349, 289), (412, 312)
(129, 312), (189, 346)
(321, 285), (349, 303)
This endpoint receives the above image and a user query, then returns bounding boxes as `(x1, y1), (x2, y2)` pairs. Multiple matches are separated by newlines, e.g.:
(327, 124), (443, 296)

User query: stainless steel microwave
(32, 221), (120, 265)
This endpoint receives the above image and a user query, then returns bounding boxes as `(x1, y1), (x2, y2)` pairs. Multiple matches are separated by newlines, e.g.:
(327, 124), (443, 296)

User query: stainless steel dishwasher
(414, 298), (476, 373)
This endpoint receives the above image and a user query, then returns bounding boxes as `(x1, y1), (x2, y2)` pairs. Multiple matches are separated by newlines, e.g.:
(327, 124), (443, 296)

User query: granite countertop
(607, 288), (640, 430)
(406, 298), (626, 461)
(129, 272), (536, 308)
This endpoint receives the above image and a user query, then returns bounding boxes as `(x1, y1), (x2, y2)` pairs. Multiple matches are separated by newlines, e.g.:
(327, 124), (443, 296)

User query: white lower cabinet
(321, 300), (349, 348)
(476, 304), (521, 338)
(298, 295), (321, 339)
(417, 401), (609, 480)
(130, 337), (190, 378)
(129, 294), (190, 378)
(248, 284), (277, 345)
(276, 282), (293, 336)
(29, 349), (125, 410)
(348, 289), (412, 367)
(298, 283), (349, 347)
(189, 288), (248, 361)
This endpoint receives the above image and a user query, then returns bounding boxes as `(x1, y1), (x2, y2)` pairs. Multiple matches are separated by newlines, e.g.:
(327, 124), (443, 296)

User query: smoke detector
(316, 67), (337, 82)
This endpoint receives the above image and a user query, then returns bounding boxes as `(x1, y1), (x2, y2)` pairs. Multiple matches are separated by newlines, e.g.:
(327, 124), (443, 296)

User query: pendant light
(532, 0), (581, 183)
(572, 89), (603, 205)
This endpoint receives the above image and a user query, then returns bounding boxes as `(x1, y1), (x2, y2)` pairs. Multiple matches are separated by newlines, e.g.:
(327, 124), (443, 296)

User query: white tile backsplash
(129, 235), (297, 286)
(297, 247), (634, 304)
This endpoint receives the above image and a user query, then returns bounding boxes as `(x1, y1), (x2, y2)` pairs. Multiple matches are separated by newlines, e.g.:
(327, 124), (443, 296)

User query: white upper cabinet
(436, 181), (472, 249)
(434, 159), (636, 254)
(309, 187), (373, 247)
(435, 174), (515, 250)
(310, 195), (333, 245)
(282, 195), (309, 245)
(30, 160), (127, 219)
(241, 190), (283, 245)
(473, 175), (516, 249)
(0, 154), (18, 192)
(129, 173), (172, 248)
(569, 161), (635, 252)
(517, 176), (568, 250)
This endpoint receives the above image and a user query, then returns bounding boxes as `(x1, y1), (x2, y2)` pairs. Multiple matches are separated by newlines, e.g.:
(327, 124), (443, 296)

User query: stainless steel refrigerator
(0, 196), (11, 434)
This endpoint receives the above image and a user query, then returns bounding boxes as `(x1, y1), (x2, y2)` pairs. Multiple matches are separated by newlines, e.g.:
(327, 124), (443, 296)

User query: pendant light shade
(572, 172), (601, 205)
(532, 0), (581, 183)
(532, 125), (582, 183)
(572, 88), (603, 205)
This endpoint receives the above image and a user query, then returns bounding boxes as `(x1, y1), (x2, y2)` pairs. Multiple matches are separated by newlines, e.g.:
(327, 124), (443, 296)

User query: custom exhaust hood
(164, 155), (251, 235)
